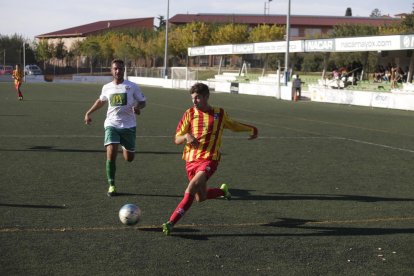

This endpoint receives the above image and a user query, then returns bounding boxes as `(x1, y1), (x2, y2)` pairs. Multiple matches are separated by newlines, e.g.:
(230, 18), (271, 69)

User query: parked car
(25, 64), (42, 75)
(0, 65), (13, 75)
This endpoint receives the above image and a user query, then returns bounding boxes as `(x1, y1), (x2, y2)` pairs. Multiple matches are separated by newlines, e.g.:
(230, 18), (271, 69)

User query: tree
(402, 14), (414, 32)
(169, 22), (211, 65)
(143, 31), (165, 67)
(370, 9), (382, 17)
(35, 39), (53, 70)
(331, 24), (378, 37)
(345, 7), (352, 16)
(54, 40), (67, 68)
(0, 34), (27, 65)
(113, 35), (138, 66)
(211, 24), (249, 44)
(210, 24), (249, 68)
(248, 24), (284, 42)
(68, 40), (83, 72)
(81, 38), (101, 74)
(156, 15), (166, 31)
(248, 24), (285, 74)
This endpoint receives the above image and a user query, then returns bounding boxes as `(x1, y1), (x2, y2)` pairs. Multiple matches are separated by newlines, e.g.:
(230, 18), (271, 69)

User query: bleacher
(208, 72), (242, 82)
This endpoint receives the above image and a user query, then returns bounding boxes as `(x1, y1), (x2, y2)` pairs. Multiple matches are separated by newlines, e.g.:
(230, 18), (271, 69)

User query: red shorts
(185, 159), (219, 181)
(15, 81), (21, 89)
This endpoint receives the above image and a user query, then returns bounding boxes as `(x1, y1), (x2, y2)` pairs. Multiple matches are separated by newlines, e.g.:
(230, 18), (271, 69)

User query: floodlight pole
(284, 0), (291, 85)
(23, 42), (26, 82)
(264, 0), (272, 15)
(163, 0), (170, 79)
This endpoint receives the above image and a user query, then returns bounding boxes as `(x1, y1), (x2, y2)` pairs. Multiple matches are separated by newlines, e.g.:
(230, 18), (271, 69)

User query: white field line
(333, 136), (414, 154)
(1, 217), (413, 233)
(1, 135), (413, 154)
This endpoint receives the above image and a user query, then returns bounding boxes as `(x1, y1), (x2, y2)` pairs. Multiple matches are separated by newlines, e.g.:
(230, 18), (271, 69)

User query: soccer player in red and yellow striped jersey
(162, 83), (257, 235)
(12, 64), (24, 100)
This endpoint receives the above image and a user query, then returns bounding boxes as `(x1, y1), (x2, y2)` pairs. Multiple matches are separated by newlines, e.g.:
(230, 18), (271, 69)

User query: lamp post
(284, 0), (291, 85)
(163, 0), (170, 79)
(23, 42), (26, 82)
(264, 0), (272, 15)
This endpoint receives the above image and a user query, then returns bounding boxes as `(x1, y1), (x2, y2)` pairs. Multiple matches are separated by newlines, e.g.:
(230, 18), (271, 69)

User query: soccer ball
(119, 204), (142, 226)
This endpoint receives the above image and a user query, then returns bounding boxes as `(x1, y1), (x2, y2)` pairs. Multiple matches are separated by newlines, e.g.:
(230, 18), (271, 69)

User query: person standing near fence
(293, 75), (302, 100)
(84, 59), (146, 196)
(12, 64), (24, 100)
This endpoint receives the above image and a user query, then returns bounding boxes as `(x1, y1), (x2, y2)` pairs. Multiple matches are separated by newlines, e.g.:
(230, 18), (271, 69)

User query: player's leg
(119, 127), (136, 162)
(169, 171), (205, 223)
(163, 160), (227, 235)
(104, 127), (120, 196)
(106, 143), (118, 196)
(195, 160), (229, 199)
(15, 82), (23, 100)
(162, 163), (206, 235)
(18, 82), (23, 100)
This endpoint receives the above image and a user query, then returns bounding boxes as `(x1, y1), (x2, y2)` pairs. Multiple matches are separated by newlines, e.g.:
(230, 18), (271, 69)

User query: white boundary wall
(309, 85), (414, 111)
(16, 74), (414, 112)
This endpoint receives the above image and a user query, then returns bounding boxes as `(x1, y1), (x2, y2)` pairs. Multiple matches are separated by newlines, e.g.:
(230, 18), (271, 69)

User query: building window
(290, 28), (299, 37)
(305, 28), (322, 37)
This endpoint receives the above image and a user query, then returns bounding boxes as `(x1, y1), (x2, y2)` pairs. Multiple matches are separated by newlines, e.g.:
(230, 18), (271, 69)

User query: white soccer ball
(119, 204), (142, 226)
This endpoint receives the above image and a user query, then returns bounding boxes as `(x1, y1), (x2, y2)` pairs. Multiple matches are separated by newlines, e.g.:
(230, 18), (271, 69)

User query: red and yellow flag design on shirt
(176, 106), (257, 162)
(12, 69), (23, 83)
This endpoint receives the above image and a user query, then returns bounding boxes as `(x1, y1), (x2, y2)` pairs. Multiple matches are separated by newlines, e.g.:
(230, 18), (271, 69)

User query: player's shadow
(0, 203), (67, 209)
(230, 189), (414, 203)
(113, 192), (181, 198)
(139, 227), (199, 234)
(171, 217), (414, 240)
(0, 146), (181, 155)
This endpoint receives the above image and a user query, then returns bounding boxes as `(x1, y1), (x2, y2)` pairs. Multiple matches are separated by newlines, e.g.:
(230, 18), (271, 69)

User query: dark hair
(190, 82), (209, 96)
(111, 59), (124, 66)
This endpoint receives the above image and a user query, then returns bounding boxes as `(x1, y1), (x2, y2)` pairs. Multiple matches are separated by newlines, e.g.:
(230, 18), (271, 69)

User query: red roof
(36, 18), (154, 38)
(169, 13), (401, 27)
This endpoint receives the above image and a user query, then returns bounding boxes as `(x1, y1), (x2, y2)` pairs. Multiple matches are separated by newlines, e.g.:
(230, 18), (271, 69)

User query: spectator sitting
(383, 69), (391, 82)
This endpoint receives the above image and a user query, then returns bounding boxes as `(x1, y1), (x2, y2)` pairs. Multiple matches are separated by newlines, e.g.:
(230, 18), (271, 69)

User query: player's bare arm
(175, 133), (199, 147)
(248, 126), (258, 140)
(84, 99), (106, 124)
(134, 101), (146, 115)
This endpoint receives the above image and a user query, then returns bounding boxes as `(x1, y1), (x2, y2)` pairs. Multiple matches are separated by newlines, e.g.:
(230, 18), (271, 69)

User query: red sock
(207, 187), (224, 199)
(169, 193), (195, 225)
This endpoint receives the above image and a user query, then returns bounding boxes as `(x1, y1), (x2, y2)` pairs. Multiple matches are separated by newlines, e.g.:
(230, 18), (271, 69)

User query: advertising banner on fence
(189, 34), (412, 56)
(335, 35), (400, 52)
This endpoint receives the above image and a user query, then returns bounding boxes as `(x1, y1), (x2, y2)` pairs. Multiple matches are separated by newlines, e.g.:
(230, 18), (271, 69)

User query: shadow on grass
(0, 146), (181, 155)
(139, 227), (199, 234)
(0, 203), (67, 209)
(112, 192), (181, 198)
(170, 217), (414, 240)
(231, 189), (414, 202)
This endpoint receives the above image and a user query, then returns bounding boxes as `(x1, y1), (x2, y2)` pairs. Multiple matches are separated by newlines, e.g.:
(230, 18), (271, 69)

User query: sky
(0, 0), (411, 40)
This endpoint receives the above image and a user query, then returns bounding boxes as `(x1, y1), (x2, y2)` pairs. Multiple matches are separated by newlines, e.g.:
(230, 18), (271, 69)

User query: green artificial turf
(0, 82), (413, 275)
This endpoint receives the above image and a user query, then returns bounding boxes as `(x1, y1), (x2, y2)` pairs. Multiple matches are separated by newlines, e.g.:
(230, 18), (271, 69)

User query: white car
(25, 65), (42, 75)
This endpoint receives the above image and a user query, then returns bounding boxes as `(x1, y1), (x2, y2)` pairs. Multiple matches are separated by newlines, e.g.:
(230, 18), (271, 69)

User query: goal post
(171, 67), (198, 89)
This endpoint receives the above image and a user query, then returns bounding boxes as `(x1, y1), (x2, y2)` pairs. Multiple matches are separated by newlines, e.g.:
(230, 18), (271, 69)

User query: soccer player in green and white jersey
(84, 59), (146, 196)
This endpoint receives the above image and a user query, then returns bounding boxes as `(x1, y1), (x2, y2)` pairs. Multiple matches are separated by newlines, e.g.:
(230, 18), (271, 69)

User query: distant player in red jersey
(162, 82), (258, 235)
(12, 64), (24, 100)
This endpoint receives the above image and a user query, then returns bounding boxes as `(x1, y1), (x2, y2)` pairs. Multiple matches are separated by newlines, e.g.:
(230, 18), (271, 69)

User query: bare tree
(370, 8), (382, 17)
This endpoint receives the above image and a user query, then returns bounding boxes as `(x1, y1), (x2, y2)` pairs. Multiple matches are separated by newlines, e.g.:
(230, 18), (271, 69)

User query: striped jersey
(175, 106), (257, 162)
(12, 69), (23, 82)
